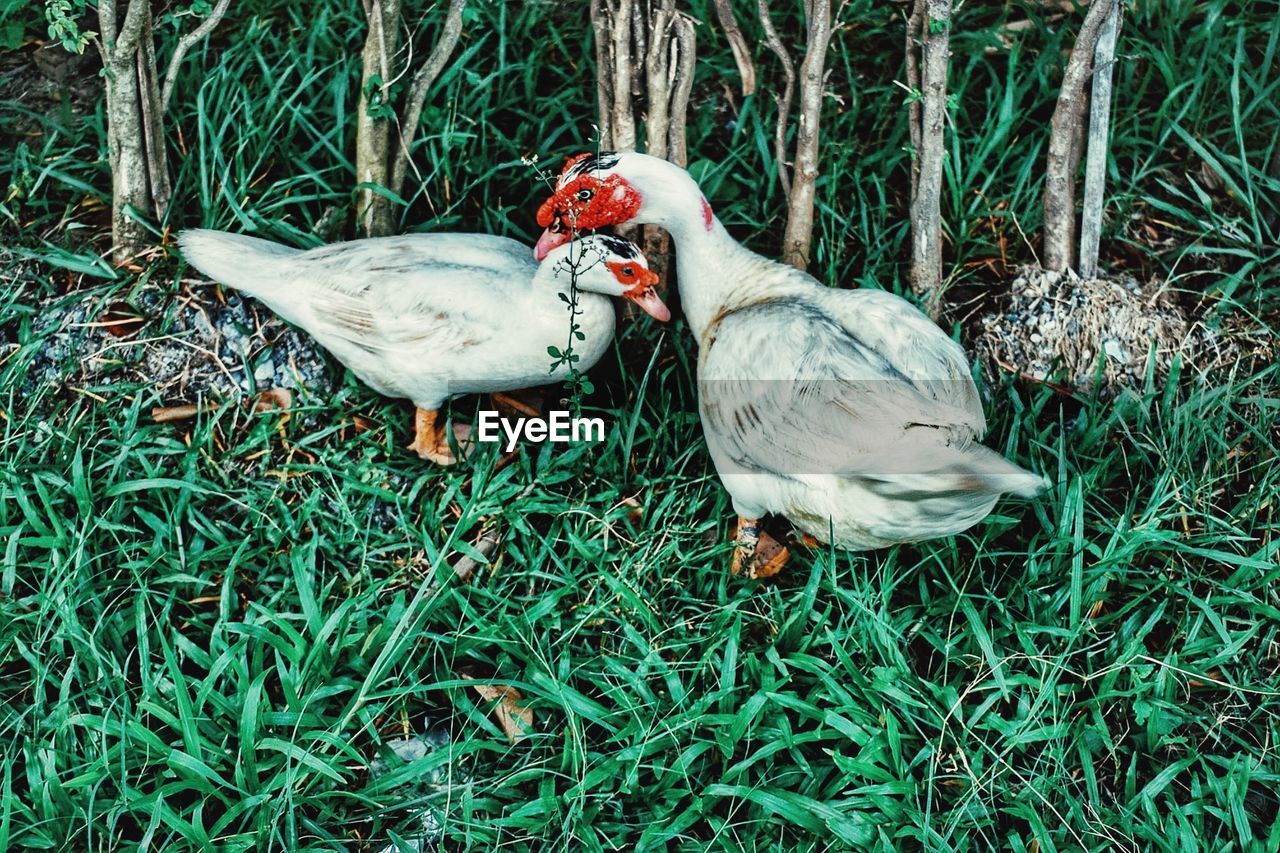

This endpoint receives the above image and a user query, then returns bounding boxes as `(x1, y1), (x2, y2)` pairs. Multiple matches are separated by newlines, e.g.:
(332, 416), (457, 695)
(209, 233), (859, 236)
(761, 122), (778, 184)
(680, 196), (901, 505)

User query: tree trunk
(96, 0), (230, 263)
(908, 0), (950, 314)
(105, 58), (152, 262)
(355, 0), (402, 238)
(1077, 0), (1121, 279)
(642, 0), (675, 284)
(780, 0), (833, 271)
(1043, 0), (1113, 272)
(590, 0), (695, 292)
(905, 0), (924, 203)
(99, 0), (157, 264)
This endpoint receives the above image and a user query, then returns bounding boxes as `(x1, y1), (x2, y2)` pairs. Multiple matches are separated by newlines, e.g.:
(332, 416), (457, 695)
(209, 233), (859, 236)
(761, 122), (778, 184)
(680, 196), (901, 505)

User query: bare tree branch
(757, 0), (796, 199)
(908, 0), (950, 313)
(712, 0), (756, 97)
(1043, 0), (1113, 272)
(391, 0), (468, 197)
(160, 0), (233, 115)
(1078, 0), (1121, 279)
(780, 0), (833, 270)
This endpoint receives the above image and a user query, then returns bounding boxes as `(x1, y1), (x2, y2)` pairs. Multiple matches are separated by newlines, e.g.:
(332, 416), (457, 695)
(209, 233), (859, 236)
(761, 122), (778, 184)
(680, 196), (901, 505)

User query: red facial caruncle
(606, 260), (669, 322)
(534, 154), (641, 259)
(606, 260), (659, 290)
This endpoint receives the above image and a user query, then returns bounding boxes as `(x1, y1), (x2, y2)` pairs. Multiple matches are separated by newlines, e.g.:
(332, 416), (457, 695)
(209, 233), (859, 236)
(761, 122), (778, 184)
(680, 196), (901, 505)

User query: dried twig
(451, 525), (502, 583)
(1043, 0), (1114, 272)
(712, 0), (756, 97)
(152, 404), (207, 423)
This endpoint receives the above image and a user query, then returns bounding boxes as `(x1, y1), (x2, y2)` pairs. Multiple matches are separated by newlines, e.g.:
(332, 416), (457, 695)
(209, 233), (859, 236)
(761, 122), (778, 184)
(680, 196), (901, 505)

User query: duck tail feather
(858, 443), (1047, 500)
(177, 229), (300, 295)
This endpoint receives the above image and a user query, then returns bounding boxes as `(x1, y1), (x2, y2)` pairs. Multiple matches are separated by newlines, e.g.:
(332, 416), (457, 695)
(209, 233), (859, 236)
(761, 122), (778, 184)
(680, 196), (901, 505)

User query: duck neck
(630, 163), (750, 341)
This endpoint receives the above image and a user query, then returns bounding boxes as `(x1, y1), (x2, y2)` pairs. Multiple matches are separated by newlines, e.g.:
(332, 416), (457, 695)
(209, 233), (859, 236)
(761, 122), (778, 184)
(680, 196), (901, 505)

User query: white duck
(534, 152), (1043, 575)
(178, 229), (668, 464)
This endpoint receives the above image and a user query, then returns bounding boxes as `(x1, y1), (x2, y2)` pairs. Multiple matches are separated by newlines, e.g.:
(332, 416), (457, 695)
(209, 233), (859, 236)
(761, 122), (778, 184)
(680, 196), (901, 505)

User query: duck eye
(576, 189), (595, 202)
(621, 266), (635, 276)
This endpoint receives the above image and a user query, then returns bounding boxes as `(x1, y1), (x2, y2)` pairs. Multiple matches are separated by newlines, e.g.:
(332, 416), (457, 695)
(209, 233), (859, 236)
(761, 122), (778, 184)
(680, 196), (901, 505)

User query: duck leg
(407, 407), (458, 466)
(730, 516), (790, 579)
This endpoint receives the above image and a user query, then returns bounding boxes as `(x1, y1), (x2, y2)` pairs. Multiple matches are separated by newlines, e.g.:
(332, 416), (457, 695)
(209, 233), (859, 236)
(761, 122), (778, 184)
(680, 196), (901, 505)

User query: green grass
(2, 0), (1279, 849)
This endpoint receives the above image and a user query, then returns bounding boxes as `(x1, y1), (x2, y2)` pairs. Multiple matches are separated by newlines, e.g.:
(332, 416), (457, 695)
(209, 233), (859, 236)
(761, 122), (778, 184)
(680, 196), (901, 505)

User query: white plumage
(179, 229), (665, 463)
(537, 152), (1043, 564)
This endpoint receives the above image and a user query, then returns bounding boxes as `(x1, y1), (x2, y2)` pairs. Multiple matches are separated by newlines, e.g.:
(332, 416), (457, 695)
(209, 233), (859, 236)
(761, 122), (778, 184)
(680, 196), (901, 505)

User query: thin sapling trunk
(907, 0), (951, 314)
(1078, 0), (1121, 279)
(779, 0), (833, 271)
(96, 0), (232, 263)
(1042, 0), (1114, 272)
(590, 0), (696, 287)
(757, 0), (797, 200)
(712, 0), (756, 97)
(355, 0), (468, 237)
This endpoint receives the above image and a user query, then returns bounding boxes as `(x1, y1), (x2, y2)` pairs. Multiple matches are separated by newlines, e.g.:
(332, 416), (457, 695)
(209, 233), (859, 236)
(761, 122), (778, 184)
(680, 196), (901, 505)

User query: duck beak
(534, 227), (567, 261)
(624, 280), (670, 322)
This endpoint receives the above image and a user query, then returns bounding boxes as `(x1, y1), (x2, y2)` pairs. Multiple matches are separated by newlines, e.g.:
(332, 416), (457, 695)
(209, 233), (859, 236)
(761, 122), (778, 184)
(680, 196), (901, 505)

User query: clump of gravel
(20, 281), (336, 407)
(975, 266), (1267, 394)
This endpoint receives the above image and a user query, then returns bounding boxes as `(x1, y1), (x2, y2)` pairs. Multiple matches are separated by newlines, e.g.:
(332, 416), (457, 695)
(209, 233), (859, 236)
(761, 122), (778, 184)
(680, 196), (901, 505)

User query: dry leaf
(98, 306), (146, 338)
(152, 404), (206, 423)
(254, 387), (293, 412)
(463, 675), (533, 743)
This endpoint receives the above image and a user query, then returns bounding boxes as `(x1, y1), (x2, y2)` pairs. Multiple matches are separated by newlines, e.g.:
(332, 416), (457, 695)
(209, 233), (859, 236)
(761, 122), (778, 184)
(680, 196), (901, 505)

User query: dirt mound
(975, 266), (1270, 394)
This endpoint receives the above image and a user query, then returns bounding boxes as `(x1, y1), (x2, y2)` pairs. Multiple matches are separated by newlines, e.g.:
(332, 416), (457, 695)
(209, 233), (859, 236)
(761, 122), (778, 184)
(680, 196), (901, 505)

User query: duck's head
(542, 234), (670, 321)
(534, 151), (711, 260)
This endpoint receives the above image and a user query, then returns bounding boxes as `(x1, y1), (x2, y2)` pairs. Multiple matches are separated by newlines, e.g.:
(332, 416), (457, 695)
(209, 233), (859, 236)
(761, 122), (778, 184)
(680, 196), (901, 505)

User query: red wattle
(536, 196), (557, 227)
